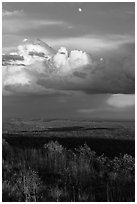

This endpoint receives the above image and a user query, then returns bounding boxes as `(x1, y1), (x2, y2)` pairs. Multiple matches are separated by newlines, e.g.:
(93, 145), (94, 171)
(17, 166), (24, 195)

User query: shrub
(2, 140), (135, 202)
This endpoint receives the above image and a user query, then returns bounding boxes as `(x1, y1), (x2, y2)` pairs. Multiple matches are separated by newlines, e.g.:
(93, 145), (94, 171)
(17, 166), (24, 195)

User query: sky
(2, 2), (135, 120)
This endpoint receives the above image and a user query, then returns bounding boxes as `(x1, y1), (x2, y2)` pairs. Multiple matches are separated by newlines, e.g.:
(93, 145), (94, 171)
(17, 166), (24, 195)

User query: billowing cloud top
(2, 38), (135, 95)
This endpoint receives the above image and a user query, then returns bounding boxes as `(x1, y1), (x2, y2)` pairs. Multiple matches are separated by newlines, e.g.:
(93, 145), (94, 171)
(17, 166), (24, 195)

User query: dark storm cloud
(35, 42), (134, 94)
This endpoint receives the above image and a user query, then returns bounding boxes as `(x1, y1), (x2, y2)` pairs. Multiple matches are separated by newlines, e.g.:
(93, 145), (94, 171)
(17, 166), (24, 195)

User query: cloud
(2, 9), (24, 17)
(2, 39), (135, 96)
(77, 94), (135, 115)
(3, 19), (66, 34)
(107, 94), (135, 108)
(3, 64), (73, 96)
(44, 34), (134, 52)
(52, 47), (91, 72)
(2, 43), (91, 95)
(17, 39), (55, 66)
(37, 47), (134, 94)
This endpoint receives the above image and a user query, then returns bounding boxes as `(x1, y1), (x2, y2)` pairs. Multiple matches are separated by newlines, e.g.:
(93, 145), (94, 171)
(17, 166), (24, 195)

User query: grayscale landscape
(2, 2), (135, 202)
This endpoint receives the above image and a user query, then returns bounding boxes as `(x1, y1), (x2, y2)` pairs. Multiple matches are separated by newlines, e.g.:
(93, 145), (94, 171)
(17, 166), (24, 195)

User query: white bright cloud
(53, 47), (68, 69)
(107, 94), (135, 108)
(2, 40), (92, 94)
(5, 72), (31, 86)
(53, 47), (91, 72)
(2, 9), (24, 17)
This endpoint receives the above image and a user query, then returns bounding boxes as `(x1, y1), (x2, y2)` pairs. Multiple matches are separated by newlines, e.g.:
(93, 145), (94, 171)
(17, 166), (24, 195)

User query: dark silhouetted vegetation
(2, 139), (135, 202)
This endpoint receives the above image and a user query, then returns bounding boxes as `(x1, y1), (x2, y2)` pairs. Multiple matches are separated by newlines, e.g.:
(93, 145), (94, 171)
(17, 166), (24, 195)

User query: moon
(78, 8), (82, 12)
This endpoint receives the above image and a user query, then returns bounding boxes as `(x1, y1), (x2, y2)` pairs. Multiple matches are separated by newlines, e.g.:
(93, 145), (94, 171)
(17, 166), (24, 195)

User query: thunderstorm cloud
(2, 38), (135, 95)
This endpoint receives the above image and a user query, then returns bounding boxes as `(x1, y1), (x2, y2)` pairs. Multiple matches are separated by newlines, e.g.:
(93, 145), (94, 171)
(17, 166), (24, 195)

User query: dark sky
(3, 94), (135, 120)
(2, 2), (135, 120)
